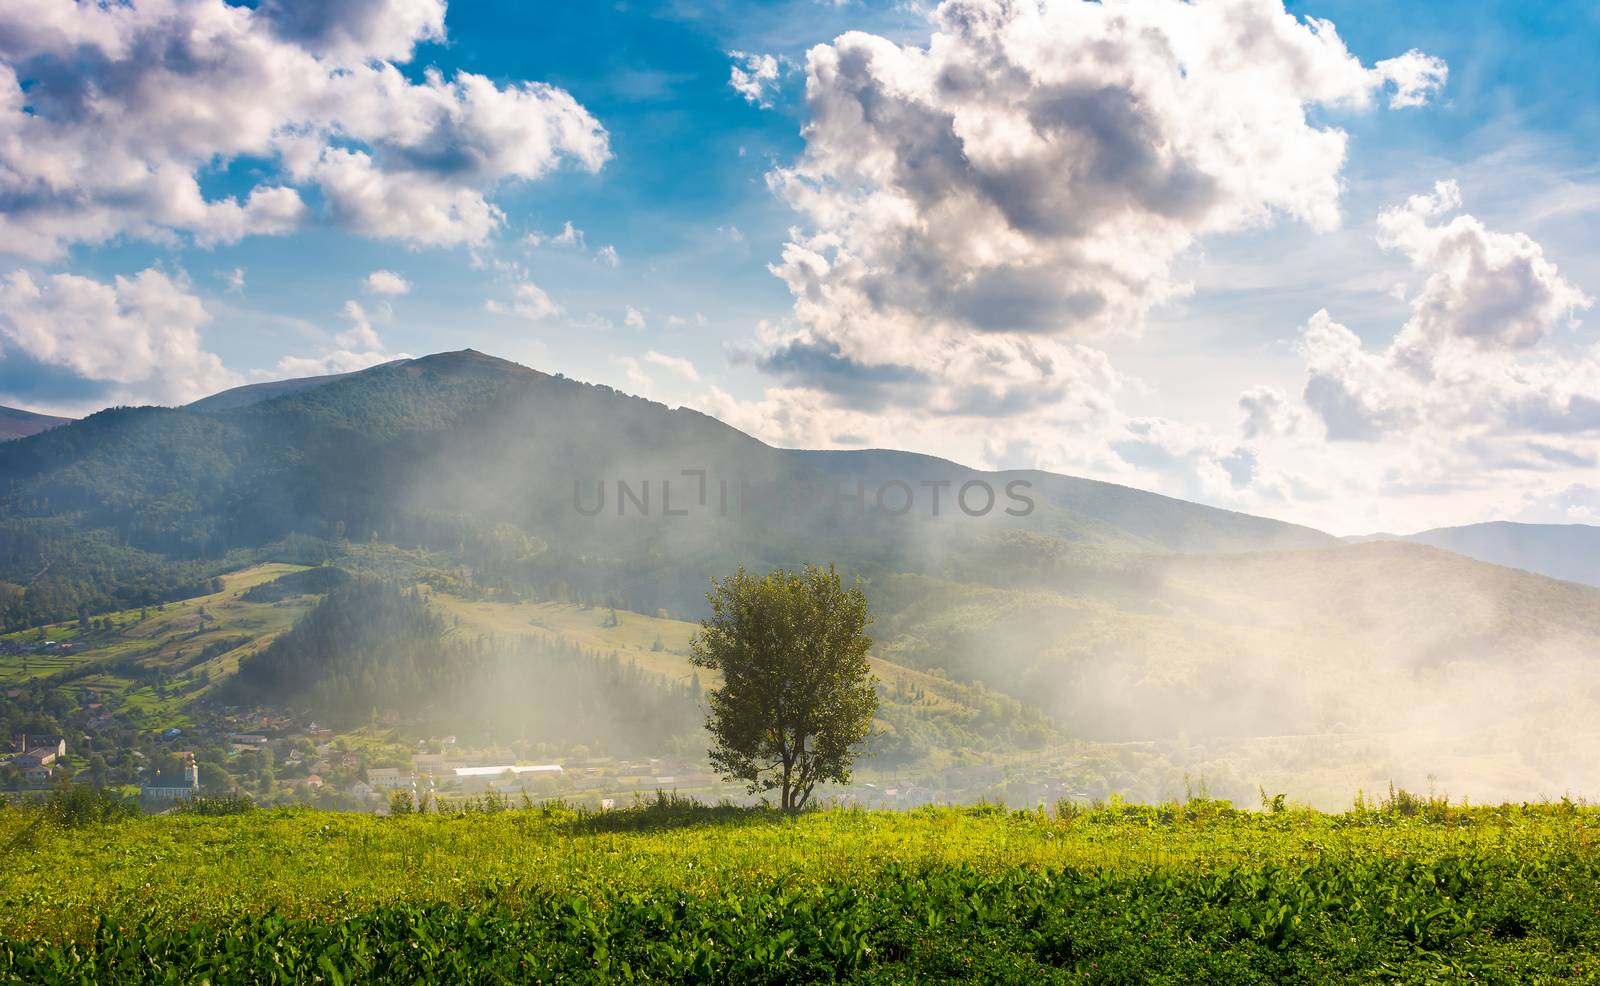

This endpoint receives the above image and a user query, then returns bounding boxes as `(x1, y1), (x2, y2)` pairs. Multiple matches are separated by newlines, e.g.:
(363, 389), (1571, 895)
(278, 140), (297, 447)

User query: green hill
(2, 350), (1599, 802)
(0, 349), (1326, 628)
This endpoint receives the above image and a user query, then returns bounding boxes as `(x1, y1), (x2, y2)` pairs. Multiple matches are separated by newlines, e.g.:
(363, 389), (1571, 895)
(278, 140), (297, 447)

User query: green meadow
(2, 795), (1596, 983)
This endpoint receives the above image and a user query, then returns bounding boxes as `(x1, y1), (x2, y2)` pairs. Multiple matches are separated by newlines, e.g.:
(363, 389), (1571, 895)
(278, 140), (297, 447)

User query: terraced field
(0, 564), (316, 723)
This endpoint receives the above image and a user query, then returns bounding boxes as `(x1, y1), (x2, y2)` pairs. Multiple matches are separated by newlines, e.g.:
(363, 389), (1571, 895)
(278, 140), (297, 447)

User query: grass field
(431, 591), (1005, 719)
(0, 564), (315, 724)
(1, 797), (1596, 982)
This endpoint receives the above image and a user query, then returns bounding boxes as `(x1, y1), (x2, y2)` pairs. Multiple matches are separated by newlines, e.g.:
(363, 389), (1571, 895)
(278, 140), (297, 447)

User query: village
(2, 693), (1091, 812)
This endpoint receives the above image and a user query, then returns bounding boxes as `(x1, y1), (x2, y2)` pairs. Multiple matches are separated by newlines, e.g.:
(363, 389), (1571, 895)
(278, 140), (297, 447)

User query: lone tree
(691, 565), (878, 810)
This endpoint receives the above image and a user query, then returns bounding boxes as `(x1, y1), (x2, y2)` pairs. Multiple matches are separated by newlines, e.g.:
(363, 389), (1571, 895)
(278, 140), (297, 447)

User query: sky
(1, 0), (1597, 536)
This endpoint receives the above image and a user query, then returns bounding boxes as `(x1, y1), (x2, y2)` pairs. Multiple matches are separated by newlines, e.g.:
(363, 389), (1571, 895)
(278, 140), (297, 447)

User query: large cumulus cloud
(0, 0), (610, 258)
(756, 0), (1445, 415)
(0, 268), (239, 406)
(1300, 181), (1594, 443)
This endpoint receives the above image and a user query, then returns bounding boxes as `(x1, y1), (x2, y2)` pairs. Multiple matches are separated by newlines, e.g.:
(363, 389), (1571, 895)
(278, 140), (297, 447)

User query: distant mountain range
(1349, 522), (1600, 587)
(0, 405), (71, 441)
(0, 348), (1337, 617)
(3, 349), (1599, 800)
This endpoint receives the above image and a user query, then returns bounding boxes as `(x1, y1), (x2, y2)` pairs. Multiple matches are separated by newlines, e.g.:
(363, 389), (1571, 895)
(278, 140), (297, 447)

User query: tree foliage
(225, 577), (701, 750)
(690, 565), (877, 810)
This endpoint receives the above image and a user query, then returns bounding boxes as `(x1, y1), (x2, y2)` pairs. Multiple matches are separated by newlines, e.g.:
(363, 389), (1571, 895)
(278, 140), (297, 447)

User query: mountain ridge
(0, 404), (72, 441)
(1349, 521), (1600, 587)
(3, 350), (1599, 801)
(0, 348), (1337, 627)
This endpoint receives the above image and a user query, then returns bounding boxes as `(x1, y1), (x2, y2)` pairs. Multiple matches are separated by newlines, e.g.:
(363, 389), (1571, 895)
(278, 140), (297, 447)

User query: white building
(366, 767), (415, 789)
(141, 753), (200, 802)
(452, 764), (563, 792)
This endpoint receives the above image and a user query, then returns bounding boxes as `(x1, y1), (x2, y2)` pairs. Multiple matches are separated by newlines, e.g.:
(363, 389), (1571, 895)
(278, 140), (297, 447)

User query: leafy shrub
(42, 782), (139, 827)
(173, 794), (256, 816)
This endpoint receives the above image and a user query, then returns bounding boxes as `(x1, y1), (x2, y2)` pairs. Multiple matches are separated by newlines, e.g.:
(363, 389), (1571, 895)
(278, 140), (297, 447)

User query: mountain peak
(403, 349), (548, 382)
(188, 351), (544, 414)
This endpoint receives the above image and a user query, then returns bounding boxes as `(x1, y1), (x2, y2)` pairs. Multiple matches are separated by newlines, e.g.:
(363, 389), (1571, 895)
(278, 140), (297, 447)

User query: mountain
(0, 350), (1331, 627)
(1352, 522), (1600, 587)
(185, 360), (408, 411)
(2, 349), (1599, 802)
(0, 405), (71, 441)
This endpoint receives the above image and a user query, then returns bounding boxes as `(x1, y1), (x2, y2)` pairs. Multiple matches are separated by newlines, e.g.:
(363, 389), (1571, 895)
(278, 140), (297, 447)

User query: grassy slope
(1, 566), (1042, 770)
(428, 592), (978, 716)
(859, 539), (1600, 804)
(0, 564), (315, 722)
(12, 546), (1599, 804)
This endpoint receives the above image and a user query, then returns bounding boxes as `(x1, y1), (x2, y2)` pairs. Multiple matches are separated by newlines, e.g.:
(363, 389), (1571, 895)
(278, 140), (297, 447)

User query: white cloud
(596, 245), (620, 268)
(258, 0), (446, 62)
(618, 356), (654, 393)
(624, 306), (647, 329)
(275, 349), (403, 377)
(219, 267), (247, 293)
(1238, 385), (1307, 440)
(335, 300), (384, 351)
(644, 350), (699, 381)
(363, 269), (412, 295)
(1514, 485), (1600, 526)
(273, 293), (407, 378)
(728, 50), (781, 107)
(0, 0), (609, 258)
(756, 0), (1447, 421)
(1134, 183), (1600, 533)
(310, 147), (505, 247)
(1377, 180), (1589, 353)
(1374, 50), (1449, 109)
(526, 220), (585, 249)
(486, 279), (560, 321)
(0, 267), (239, 405)
(1299, 183), (1593, 443)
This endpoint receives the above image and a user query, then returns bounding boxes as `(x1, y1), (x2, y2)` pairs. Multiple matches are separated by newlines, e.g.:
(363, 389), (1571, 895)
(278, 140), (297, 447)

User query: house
(17, 749), (56, 782)
(305, 774), (323, 789)
(15, 747), (59, 782)
(141, 753), (200, 802)
(11, 734), (66, 757)
(412, 754), (462, 777)
(15, 748), (57, 770)
(366, 767), (414, 789)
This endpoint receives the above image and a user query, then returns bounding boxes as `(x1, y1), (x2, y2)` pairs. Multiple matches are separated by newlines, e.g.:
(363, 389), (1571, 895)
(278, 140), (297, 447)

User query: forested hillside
(4, 350), (1599, 802)
(0, 349), (1328, 628)
(225, 577), (705, 753)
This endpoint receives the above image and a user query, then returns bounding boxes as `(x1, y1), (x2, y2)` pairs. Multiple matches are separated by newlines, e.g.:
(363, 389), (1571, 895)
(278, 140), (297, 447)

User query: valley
(1, 351), (1597, 811)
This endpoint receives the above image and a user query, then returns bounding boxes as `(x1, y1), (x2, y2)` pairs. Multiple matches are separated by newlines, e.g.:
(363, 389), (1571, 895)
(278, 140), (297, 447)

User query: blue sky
(1, 0), (1597, 534)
